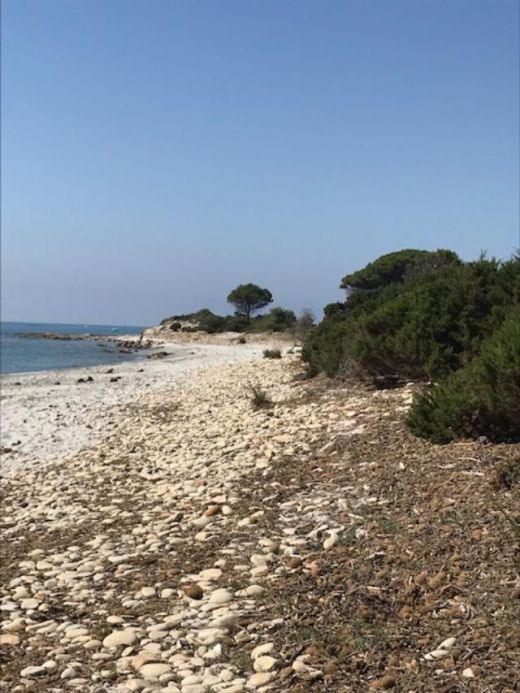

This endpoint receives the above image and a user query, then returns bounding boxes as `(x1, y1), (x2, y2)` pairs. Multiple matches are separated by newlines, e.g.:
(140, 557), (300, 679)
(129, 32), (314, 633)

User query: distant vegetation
(302, 249), (520, 443)
(160, 306), (298, 334)
(159, 284), (310, 336)
(227, 283), (273, 322)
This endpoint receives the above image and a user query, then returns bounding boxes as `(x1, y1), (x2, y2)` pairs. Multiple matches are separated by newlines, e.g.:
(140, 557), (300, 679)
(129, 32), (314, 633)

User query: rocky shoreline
(12, 332), (152, 356)
(1, 349), (519, 691)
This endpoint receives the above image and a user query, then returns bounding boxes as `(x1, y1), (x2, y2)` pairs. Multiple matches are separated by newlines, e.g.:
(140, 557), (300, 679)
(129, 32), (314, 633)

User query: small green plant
(292, 624), (320, 644)
(338, 527), (357, 545)
(229, 649), (252, 672)
(250, 385), (272, 408)
(378, 514), (402, 535)
(263, 348), (282, 359)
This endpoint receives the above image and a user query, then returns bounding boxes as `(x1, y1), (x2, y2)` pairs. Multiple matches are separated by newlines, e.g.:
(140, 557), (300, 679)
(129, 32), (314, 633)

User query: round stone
(103, 628), (137, 649)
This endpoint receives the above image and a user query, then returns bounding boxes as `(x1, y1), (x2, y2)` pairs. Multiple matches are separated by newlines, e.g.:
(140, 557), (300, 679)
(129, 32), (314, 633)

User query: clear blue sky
(2, 0), (519, 325)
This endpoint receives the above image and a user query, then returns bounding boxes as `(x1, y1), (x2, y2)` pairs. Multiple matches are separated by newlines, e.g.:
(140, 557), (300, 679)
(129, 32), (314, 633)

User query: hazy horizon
(2, 0), (519, 325)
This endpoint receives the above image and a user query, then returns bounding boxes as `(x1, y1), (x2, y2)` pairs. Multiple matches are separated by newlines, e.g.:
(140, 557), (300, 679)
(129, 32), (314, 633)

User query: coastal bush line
(302, 249), (520, 443)
(161, 306), (298, 334)
(160, 280), (317, 339)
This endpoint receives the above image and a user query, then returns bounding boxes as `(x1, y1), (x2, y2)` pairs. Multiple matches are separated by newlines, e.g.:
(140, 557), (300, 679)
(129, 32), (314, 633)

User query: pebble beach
(0, 341), (268, 475)
(1, 339), (519, 691)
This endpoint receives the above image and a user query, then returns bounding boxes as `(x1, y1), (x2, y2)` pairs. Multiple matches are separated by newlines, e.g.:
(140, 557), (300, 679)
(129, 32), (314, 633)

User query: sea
(0, 322), (148, 374)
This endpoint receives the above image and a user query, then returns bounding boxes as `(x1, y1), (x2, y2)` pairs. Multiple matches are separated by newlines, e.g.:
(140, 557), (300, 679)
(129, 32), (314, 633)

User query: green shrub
(159, 306), (295, 335)
(348, 259), (512, 378)
(340, 248), (460, 291)
(263, 348), (282, 359)
(221, 315), (249, 332)
(202, 314), (226, 333)
(301, 314), (351, 377)
(303, 253), (518, 381)
(407, 308), (520, 443)
(248, 307), (296, 333)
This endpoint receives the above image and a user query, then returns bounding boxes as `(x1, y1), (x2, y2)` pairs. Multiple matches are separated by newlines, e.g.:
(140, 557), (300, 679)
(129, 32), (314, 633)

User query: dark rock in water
(110, 376), (121, 382)
(14, 382), (22, 386)
(54, 381), (61, 386)
(77, 378), (85, 383)
(106, 368), (114, 374)
(86, 376), (94, 382)
(15, 332), (75, 340)
(138, 368), (144, 372)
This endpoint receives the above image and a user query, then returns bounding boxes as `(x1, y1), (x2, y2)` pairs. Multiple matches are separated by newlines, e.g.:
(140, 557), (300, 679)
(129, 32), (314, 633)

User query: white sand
(0, 340), (272, 476)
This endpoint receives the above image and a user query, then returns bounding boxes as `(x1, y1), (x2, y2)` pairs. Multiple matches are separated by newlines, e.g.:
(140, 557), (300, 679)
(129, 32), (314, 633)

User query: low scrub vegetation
(160, 283), (306, 336)
(263, 348), (282, 359)
(161, 306), (297, 335)
(303, 249), (520, 443)
(249, 385), (272, 409)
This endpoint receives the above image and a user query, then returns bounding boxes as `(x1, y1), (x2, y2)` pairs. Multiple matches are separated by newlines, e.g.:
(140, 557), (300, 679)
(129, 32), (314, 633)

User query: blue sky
(2, 0), (519, 325)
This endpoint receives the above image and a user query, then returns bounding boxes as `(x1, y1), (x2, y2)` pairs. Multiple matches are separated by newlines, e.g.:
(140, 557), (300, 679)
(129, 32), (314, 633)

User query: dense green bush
(304, 249), (519, 443)
(248, 307), (296, 333)
(303, 252), (518, 381)
(340, 249), (460, 291)
(301, 313), (351, 376)
(407, 308), (520, 443)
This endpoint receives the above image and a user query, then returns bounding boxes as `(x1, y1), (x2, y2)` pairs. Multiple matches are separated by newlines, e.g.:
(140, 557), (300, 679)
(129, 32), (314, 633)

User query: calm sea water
(0, 322), (147, 374)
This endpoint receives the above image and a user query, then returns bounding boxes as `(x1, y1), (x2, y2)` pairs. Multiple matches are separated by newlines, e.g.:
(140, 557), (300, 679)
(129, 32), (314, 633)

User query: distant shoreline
(0, 339), (281, 475)
(12, 331), (141, 341)
(1, 323), (149, 376)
